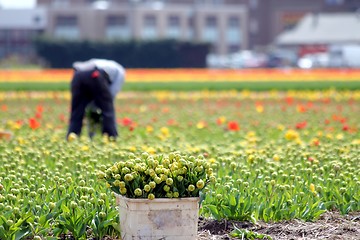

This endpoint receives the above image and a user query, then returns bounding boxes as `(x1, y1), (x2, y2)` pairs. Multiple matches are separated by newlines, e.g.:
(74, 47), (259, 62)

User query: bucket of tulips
(99, 151), (216, 240)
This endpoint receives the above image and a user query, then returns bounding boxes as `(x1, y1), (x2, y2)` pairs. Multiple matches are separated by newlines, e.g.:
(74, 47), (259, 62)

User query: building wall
(44, 2), (248, 55)
(0, 8), (46, 60)
(2, 0), (357, 62)
(38, 0), (359, 51)
(246, 0), (322, 49)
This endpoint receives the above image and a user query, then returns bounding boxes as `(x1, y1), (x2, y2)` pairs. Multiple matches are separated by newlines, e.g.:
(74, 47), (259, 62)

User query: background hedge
(33, 37), (210, 69)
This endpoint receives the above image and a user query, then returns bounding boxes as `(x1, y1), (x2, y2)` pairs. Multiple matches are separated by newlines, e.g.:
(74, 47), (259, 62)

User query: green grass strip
(0, 81), (359, 92)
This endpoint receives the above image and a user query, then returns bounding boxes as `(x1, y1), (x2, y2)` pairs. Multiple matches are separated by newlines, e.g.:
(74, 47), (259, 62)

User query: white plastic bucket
(115, 194), (199, 240)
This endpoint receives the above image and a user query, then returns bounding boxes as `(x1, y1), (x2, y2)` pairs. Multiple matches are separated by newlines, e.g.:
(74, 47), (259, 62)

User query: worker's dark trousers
(67, 68), (118, 139)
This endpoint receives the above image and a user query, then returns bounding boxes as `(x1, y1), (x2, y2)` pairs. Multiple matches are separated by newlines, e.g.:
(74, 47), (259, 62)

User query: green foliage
(1, 81), (360, 92)
(0, 213), (32, 240)
(0, 90), (359, 238)
(230, 226), (272, 240)
(33, 37), (210, 68)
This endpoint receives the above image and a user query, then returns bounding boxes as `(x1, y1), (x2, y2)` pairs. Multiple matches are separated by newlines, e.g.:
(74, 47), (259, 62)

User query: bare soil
(57, 211), (360, 239)
(198, 211), (360, 240)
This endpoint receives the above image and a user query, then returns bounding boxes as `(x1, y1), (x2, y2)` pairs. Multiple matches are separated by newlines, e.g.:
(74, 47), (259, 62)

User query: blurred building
(276, 12), (360, 48)
(35, 0), (360, 53)
(245, 0), (359, 50)
(276, 12), (360, 68)
(0, 8), (46, 59)
(36, 0), (248, 55)
(1, 0), (360, 62)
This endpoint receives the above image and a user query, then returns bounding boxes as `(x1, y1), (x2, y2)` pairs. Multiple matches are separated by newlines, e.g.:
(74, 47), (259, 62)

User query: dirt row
(197, 211), (360, 240)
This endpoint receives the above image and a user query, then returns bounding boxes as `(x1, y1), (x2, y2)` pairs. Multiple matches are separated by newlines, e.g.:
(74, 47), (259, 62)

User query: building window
(249, 0), (258, 9)
(325, 0), (344, 5)
(202, 15), (218, 43)
(0, 29), (35, 58)
(186, 16), (194, 40)
(0, 30), (7, 41)
(249, 18), (258, 33)
(228, 44), (240, 53)
(142, 15), (157, 40)
(165, 15), (180, 39)
(52, 0), (70, 7)
(226, 16), (241, 46)
(54, 16), (79, 39)
(106, 15), (131, 40)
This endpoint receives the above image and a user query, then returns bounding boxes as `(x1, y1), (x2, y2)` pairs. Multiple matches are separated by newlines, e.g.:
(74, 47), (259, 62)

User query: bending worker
(66, 58), (125, 140)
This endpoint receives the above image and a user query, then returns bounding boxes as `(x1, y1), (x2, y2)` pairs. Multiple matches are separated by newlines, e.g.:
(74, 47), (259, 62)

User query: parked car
(297, 45), (360, 69)
(297, 52), (330, 69)
(265, 49), (298, 68)
(207, 50), (267, 69)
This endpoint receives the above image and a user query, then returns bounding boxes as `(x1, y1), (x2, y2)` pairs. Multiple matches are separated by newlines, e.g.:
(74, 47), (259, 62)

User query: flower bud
(124, 174), (133, 182)
(70, 201), (77, 209)
(79, 199), (86, 207)
(163, 185), (170, 192)
(119, 181), (126, 188)
(98, 199), (105, 205)
(154, 176), (162, 184)
(49, 202), (56, 210)
(188, 184), (195, 192)
(144, 185), (151, 192)
(134, 188), (142, 196)
(6, 219), (14, 226)
(120, 187), (127, 195)
(149, 181), (156, 189)
(99, 211), (106, 219)
(148, 193), (155, 200)
(166, 178), (173, 186)
(196, 179), (205, 189)
(113, 180), (121, 187)
(97, 171), (106, 179)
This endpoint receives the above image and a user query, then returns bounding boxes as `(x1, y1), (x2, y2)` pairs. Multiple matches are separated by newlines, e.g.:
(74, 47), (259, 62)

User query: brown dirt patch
(197, 211), (360, 240)
(54, 211), (360, 239)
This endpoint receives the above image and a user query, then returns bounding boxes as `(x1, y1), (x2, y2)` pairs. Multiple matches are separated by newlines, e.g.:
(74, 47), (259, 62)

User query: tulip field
(1, 68), (360, 91)
(0, 69), (360, 239)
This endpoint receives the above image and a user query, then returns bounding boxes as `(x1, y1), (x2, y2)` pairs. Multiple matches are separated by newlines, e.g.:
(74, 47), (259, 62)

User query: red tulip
(296, 121), (307, 129)
(120, 117), (132, 126)
(36, 105), (44, 113)
(59, 114), (66, 123)
(340, 118), (347, 124)
(167, 119), (177, 126)
(1, 104), (7, 111)
(35, 112), (42, 119)
(297, 105), (307, 113)
(227, 121), (240, 131)
(285, 96), (294, 105)
(29, 118), (40, 129)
